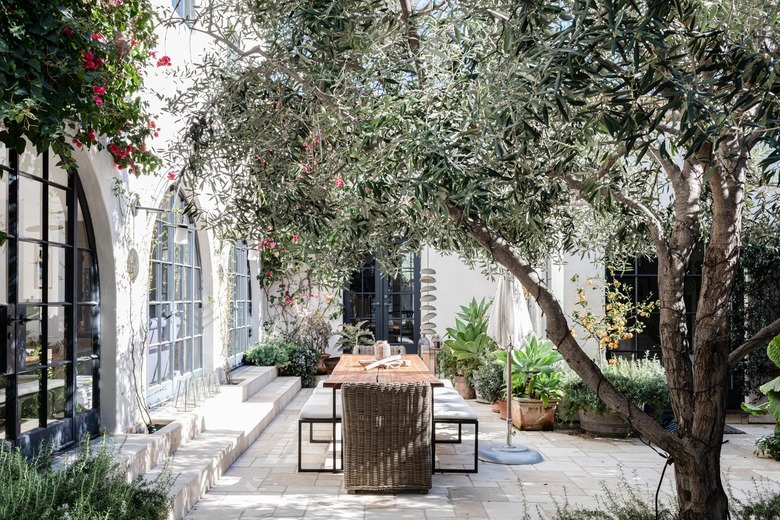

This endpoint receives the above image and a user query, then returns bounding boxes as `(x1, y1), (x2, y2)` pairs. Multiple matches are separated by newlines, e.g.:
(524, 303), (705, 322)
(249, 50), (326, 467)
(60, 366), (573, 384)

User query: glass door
(344, 253), (421, 353)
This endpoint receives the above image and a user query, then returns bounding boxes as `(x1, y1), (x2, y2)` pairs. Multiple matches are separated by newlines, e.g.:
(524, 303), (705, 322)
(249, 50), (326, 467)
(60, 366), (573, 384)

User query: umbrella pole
(506, 343), (513, 447)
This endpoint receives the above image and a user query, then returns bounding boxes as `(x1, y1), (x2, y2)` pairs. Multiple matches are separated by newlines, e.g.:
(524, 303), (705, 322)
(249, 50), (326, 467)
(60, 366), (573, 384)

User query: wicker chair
(341, 381), (432, 493)
(353, 345), (406, 356)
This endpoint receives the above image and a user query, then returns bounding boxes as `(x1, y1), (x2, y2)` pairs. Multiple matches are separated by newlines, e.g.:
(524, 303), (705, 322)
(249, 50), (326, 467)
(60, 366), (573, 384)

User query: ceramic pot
(510, 397), (558, 431)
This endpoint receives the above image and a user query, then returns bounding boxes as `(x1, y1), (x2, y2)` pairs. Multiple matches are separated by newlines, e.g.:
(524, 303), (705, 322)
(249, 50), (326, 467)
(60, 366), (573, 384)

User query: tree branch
(557, 171), (669, 258)
(445, 203), (685, 455)
(729, 318), (780, 368)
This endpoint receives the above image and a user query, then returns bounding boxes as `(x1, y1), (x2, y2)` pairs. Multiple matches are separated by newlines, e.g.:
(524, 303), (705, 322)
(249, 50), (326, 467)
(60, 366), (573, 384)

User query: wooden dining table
(323, 354), (443, 473)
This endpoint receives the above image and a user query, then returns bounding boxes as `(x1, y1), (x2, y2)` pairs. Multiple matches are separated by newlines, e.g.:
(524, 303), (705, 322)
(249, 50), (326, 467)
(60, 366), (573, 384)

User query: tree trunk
(674, 445), (729, 520)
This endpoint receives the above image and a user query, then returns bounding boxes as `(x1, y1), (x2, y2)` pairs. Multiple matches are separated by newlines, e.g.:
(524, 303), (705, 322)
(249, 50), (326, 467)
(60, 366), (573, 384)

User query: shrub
(277, 341), (318, 388)
(558, 356), (671, 422)
(243, 343), (280, 366)
(473, 353), (505, 403)
(243, 340), (317, 387)
(0, 436), (173, 520)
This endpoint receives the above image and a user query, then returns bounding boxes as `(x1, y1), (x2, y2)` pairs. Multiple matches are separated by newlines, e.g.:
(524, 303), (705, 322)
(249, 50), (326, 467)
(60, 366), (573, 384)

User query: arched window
(228, 241), (252, 366)
(0, 143), (100, 451)
(147, 191), (202, 405)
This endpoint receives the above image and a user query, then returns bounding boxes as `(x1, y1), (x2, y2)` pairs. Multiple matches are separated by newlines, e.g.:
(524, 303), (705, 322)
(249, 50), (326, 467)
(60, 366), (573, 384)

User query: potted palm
(495, 334), (564, 431)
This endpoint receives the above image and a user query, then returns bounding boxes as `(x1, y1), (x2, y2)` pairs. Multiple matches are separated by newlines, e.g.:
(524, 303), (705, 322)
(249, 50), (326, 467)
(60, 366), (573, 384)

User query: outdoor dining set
(297, 350), (479, 493)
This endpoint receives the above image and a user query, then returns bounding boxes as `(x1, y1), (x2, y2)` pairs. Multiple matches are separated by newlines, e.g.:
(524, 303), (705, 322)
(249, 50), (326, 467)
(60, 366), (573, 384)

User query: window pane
(19, 242), (43, 302)
(49, 245), (67, 303)
(76, 358), (96, 412)
(48, 186), (68, 244)
(19, 177), (42, 240)
(0, 375), (6, 439)
(24, 307), (43, 367)
(0, 242), (6, 303)
(76, 202), (89, 248)
(78, 251), (94, 302)
(17, 145), (42, 177)
(48, 306), (66, 363)
(19, 370), (43, 433)
(0, 171), (7, 232)
(48, 150), (68, 185)
(77, 305), (95, 359)
(47, 365), (67, 422)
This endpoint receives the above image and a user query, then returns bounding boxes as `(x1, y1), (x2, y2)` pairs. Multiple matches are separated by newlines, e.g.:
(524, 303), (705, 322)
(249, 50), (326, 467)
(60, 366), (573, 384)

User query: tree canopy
(168, 1), (780, 518)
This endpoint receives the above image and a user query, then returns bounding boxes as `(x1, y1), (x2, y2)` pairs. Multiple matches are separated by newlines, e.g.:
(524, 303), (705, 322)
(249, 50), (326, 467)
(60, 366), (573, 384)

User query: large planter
(498, 398), (507, 420)
(511, 397), (558, 431)
(579, 410), (633, 437)
(453, 375), (476, 400)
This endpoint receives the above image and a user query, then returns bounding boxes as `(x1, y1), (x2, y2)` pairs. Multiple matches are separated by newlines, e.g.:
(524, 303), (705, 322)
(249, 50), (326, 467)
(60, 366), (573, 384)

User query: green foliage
(443, 298), (495, 378)
(333, 320), (375, 353)
(0, 436), (173, 519)
(243, 343), (282, 367)
(558, 357), (671, 422)
(729, 479), (780, 520)
(741, 334), (780, 458)
(473, 352), (505, 403)
(278, 342), (319, 388)
(243, 340), (318, 387)
(0, 0), (161, 175)
(571, 270), (657, 352)
(551, 469), (676, 519)
(731, 242), (780, 397)
(494, 334), (564, 404)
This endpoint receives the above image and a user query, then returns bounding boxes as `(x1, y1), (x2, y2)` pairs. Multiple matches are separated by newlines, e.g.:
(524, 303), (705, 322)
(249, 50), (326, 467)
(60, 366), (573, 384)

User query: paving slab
(184, 389), (779, 519)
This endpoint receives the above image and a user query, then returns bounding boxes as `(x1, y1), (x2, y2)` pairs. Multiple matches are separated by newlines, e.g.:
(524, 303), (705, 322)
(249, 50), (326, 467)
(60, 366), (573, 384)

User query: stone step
(143, 375), (302, 519)
(112, 365), (279, 482)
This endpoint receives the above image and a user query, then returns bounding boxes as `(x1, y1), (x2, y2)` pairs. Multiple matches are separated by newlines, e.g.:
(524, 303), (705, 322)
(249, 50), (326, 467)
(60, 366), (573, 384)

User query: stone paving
(184, 389), (779, 519)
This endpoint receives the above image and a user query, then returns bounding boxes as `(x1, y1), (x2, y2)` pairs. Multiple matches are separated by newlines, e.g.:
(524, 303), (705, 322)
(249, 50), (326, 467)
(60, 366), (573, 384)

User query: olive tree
(168, 1), (780, 518)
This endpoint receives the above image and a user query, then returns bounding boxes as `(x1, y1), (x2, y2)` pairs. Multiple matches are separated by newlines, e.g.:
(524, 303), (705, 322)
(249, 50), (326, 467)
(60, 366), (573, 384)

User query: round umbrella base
(478, 444), (544, 465)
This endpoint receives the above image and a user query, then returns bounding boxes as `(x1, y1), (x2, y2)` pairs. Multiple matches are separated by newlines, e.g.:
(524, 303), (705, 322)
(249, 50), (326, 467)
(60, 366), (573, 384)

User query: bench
(297, 382), (342, 472)
(433, 385), (479, 473)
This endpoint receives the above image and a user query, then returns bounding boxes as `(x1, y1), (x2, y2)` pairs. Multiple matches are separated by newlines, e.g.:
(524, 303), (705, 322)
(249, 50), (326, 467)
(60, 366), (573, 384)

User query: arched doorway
(0, 144), (101, 452)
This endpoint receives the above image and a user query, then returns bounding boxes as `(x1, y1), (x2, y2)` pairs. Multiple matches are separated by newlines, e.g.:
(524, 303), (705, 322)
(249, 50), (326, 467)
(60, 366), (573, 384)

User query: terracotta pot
(491, 400), (501, 413)
(579, 410), (633, 437)
(498, 398), (507, 420)
(453, 375), (476, 400)
(511, 397), (558, 431)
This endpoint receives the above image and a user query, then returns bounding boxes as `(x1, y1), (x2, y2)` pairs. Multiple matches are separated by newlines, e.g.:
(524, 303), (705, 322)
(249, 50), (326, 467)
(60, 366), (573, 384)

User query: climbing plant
(0, 0), (161, 175)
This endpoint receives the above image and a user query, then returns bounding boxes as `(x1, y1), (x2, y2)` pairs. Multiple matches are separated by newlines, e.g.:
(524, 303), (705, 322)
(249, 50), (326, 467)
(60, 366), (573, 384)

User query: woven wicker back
(353, 345), (407, 356)
(341, 381), (432, 493)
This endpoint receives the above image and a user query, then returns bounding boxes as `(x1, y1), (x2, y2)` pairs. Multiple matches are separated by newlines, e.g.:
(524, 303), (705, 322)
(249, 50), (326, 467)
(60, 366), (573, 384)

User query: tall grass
(0, 436), (173, 520)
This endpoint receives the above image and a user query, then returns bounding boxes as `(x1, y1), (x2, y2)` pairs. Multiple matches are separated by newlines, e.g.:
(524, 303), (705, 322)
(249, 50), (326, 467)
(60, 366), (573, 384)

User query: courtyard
(181, 384), (779, 520)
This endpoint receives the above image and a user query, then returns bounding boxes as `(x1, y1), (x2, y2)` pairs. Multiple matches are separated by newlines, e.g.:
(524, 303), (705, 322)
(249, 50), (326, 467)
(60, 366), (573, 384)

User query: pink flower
(265, 271), (273, 276)
(62, 27), (73, 37)
(333, 177), (345, 187)
(88, 129), (96, 142)
(149, 120), (156, 128)
(72, 137), (83, 148)
(93, 95), (103, 106)
(156, 55), (171, 67)
(91, 32), (102, 40)
(167, 172), (176, 180)
(92, 85), (106, 95)
(292, 234), (298, 243)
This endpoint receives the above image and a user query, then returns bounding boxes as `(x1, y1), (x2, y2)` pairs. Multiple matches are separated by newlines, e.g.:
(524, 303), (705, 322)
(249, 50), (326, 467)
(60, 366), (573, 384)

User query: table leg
(332, 387), (339, 473)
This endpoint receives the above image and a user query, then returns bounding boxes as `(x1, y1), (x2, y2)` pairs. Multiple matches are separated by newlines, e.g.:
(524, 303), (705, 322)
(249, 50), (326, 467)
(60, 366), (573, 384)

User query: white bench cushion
(434, 387), (478, 421)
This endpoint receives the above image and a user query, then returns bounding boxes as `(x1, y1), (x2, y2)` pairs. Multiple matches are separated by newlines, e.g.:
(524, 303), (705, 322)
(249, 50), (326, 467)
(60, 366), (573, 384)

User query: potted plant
(294, 311), (333, 373)
(495, 334), (564, 431)
(442, 298), (495, 399)
(558, 356), (672, 437)
(741, 334), (780, 460)
(473, 351), (505, 406)
(333, 320), (375, 354)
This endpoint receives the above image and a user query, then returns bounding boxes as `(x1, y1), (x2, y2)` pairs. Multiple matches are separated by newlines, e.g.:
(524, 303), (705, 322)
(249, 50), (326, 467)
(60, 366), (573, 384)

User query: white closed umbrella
(479, 271), (543, 465)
